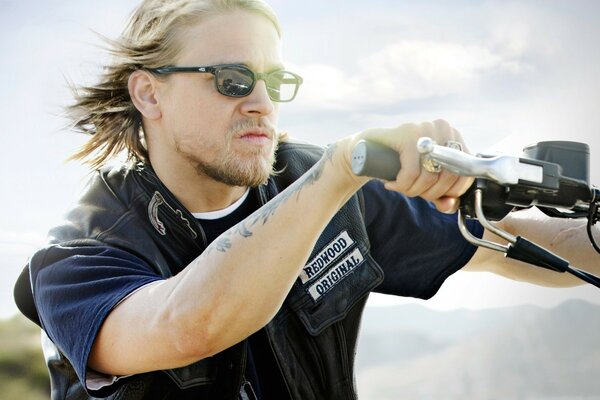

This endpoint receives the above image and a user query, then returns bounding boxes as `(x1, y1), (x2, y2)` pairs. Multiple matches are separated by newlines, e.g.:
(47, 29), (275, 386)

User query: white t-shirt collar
(191, 189), (250, 220)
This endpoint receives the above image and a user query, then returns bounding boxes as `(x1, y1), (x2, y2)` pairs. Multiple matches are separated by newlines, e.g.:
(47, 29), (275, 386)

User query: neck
(150, 157), (249, 214)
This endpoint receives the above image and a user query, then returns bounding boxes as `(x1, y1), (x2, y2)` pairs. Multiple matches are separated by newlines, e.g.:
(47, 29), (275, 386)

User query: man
(15, 0), (598, 399)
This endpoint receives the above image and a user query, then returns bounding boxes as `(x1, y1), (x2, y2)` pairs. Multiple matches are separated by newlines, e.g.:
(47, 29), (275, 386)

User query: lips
(238, 128), (273, 144)
(241, 129), (269, 138)
(238, 129), (273, 145)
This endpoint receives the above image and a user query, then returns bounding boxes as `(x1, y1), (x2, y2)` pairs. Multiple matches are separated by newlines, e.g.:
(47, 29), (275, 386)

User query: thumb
(432, 196), (459, 214)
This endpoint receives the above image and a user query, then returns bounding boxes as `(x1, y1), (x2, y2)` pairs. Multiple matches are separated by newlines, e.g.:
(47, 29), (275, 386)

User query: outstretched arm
(464, 206), (600, 286)
(89, 120), (471, 376)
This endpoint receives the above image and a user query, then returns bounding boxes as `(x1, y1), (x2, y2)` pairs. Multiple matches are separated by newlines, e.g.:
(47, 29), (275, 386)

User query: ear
(128, 70), (162, 120)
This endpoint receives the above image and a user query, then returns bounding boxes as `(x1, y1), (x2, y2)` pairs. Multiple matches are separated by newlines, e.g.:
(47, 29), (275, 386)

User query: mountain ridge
(356, 299), (600, 399)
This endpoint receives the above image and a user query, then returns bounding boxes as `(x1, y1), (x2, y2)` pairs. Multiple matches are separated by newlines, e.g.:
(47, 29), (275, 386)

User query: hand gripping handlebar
(351, 137), (600, 288)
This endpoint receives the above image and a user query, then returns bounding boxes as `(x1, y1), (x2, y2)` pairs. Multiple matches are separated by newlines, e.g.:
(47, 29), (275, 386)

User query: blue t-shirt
(30, 180), (482, 398)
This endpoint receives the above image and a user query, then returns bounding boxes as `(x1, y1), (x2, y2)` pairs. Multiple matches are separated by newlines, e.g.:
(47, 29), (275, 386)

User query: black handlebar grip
(351, 140), (401, 181)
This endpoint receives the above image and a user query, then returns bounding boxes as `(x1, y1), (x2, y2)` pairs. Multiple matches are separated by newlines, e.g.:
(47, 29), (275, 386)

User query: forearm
(90, 120), (472, 375)
(166, 139), (367, 355)
(90, 137), (368, 374)
(465, 207), (600, 286)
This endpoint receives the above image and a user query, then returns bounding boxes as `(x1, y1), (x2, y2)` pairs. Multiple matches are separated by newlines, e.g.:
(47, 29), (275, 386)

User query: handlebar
(352, 138), (599, 216)
(416, 137), (544, 185)
(351, 137), (600, 288)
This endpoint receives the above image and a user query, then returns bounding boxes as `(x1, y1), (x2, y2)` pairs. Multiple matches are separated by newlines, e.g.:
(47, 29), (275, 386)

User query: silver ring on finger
(421, 156), (442, 173)
(445, 140), (463, 151)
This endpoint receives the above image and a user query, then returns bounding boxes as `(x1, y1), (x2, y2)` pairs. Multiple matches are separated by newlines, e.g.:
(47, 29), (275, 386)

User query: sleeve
(29, 245), (164, 395)
(362, 180), (484, 299)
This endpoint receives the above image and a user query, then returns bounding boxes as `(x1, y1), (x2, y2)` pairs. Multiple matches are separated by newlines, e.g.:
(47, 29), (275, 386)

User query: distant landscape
(356, 300), (600, 399)
(0, 313), (48, 400)
(2, 300), (599, 399)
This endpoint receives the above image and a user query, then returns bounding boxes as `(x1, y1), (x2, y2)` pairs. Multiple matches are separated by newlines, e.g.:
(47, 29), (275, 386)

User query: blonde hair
(67, 0), (281, 169)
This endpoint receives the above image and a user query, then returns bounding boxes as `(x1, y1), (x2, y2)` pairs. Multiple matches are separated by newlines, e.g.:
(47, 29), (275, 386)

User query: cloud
(363, 40), (527, 98)
(0, 231), (46, 251)
(294, 40), (529, 111)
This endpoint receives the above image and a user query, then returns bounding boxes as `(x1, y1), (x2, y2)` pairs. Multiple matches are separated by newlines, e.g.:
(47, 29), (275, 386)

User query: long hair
(67, 0), (281, 169)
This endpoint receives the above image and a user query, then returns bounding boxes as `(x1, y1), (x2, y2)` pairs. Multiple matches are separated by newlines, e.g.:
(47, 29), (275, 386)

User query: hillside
(0, 314), (49, 400)
(356, 300), (600, 399)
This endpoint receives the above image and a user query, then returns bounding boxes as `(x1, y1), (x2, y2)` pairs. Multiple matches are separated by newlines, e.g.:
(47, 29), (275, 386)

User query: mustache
(226, 118), (277, 139)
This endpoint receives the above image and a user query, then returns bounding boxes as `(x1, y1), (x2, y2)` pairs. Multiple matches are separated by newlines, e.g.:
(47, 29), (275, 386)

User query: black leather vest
(17, 142), (384, 399)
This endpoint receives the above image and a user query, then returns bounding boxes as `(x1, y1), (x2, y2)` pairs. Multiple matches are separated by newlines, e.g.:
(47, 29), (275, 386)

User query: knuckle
(419, 121), (435, 132)
(433, 118), (449, 128)
(397, 122), (418, 133)
(402, 168), (420, 185)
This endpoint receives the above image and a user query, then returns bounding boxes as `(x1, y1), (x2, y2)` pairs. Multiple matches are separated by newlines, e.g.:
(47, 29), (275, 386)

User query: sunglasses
(149, 64), (303, 102)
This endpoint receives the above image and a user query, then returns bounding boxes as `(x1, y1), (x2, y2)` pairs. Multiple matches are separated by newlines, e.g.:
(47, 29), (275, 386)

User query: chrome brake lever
(417, 137), (544, 185)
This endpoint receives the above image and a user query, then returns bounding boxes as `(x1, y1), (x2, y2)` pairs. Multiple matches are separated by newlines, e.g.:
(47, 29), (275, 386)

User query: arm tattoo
(208, 144), (338, 254)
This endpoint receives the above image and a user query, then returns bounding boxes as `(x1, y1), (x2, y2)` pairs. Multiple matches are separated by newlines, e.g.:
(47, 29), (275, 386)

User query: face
(151, 10), (283, 188)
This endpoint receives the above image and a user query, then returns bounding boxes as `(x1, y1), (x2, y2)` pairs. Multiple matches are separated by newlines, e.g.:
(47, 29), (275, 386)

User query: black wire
(567, 202), (600, 287)
(587, 221), (600, 254)
(538, 207), (588, 219)
(587, 202), (600, 254)
(566, 265), (600, 288)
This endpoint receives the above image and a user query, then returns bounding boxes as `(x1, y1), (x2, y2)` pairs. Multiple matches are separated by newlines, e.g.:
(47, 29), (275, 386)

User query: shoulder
(276, 138), (325, 168)
(48, 163), (147, 245)
(84, 163), (142, 208)
(273, 138), (326, 186)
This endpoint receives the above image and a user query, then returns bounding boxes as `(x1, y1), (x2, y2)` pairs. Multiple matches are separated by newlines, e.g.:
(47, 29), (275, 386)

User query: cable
(566, 265), (600, 288)
(587, 202), (600, 254)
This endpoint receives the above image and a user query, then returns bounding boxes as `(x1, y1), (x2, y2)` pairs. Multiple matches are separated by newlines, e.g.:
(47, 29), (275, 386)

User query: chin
(200, 154), (275, 188)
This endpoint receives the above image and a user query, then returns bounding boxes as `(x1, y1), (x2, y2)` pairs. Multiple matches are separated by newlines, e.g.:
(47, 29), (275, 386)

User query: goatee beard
(187, 118), (279, 187)
(197, 139), (278, 187)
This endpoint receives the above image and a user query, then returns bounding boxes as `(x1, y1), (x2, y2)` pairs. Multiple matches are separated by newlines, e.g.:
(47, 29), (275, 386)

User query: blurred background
(1, 1), (599, 398)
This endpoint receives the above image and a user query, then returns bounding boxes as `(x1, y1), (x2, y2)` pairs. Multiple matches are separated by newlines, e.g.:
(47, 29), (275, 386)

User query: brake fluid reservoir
(523, 141), (590, 185)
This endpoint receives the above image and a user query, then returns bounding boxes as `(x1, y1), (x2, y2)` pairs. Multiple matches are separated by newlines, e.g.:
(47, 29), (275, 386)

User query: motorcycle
(351, 137), (600, 288)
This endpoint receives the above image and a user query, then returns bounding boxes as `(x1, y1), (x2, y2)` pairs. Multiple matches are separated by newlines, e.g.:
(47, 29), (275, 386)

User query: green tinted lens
(266, 71), (299, 102)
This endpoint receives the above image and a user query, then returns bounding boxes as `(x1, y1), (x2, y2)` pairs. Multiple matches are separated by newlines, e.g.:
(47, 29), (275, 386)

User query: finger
(393, 121), (456, 196)
(433, 119), (470, 155)
(432, 119), (454, 143)
(401, 169), (441, 198)
(451, 127), (469, 154)
(382, 133), (422, 193)
(385, 140), (441, 195)
(418, 170), (460, 201)
(384, 121), (446, 195)
(444, 175), (475, 199)
(432, 196), (460, 214)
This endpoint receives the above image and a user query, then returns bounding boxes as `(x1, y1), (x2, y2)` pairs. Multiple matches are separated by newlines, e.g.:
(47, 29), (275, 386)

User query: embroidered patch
(300, 231), (355, 284)
(148, 192), (167, 235)
(307, 247), (365, 301)
(147, 191), (198, 239)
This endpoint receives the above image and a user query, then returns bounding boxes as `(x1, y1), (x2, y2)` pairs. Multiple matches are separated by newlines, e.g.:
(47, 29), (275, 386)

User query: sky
(1, 0), (600, 319)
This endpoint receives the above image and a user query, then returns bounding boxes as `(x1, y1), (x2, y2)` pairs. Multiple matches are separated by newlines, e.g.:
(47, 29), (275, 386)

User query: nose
(239, 80), (275, 116)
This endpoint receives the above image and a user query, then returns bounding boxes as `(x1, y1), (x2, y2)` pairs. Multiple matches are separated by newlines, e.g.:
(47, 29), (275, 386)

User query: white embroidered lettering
(307, 248), (365, 301)
(299, 231), (355, 284)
